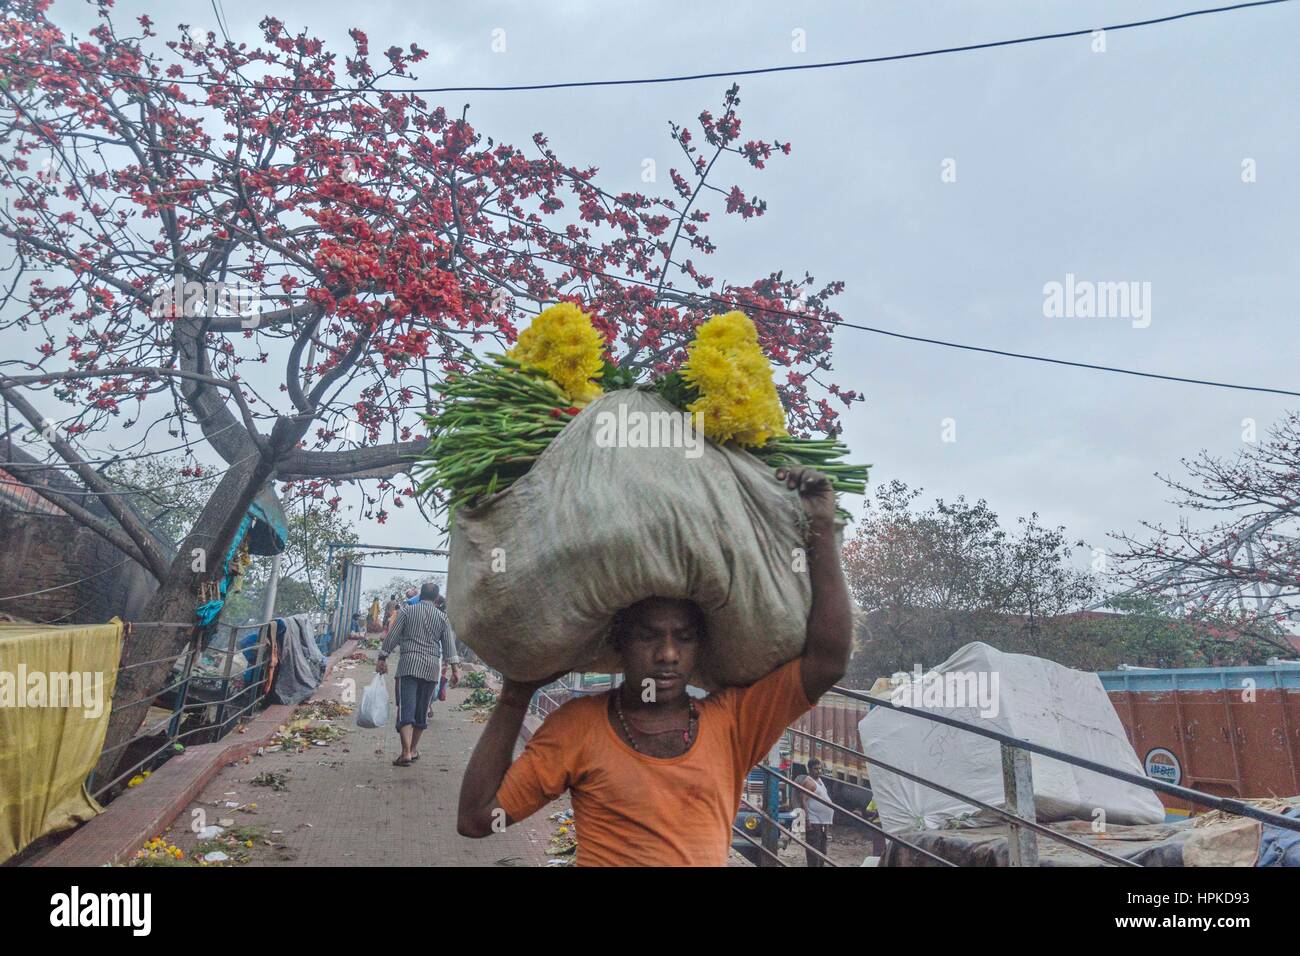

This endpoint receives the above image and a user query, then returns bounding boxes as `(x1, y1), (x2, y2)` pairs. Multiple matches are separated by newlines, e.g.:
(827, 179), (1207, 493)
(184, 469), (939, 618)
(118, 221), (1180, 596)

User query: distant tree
(1056, 594), (1280, 670)
(1112, 409), (1300, 658)
(841, 480), (1097, 682)
(222, 574), (315, 623)
(841, 480), (1286, 685)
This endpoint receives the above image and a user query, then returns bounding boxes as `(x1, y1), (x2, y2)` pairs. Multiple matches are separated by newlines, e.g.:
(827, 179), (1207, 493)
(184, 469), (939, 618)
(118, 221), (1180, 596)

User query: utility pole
(260, 553), (281, 623)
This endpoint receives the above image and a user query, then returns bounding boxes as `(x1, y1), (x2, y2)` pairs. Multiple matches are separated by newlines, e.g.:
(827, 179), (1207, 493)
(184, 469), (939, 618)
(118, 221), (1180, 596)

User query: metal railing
(88, 618), (283, 802)
(781, 683), (1300, 866)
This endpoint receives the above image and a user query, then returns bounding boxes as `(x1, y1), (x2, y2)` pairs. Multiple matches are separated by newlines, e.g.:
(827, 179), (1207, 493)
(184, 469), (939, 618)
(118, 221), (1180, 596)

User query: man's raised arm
(777, 467), (853, 703)
(457, 673), (563, 837)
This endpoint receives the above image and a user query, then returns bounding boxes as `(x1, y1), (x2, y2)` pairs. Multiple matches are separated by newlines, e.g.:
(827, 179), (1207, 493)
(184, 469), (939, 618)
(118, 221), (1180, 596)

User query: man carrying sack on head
(457, 467), (852, 865)
(378, 581), (461, 767)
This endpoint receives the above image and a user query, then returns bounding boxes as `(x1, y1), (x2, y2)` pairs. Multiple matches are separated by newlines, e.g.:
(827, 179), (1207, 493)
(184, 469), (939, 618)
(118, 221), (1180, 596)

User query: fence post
(213, 625), (236, 736)
(1001, 743), (1039, 867)
(168, 627), (200, 741)
(759, 760), (782, 866)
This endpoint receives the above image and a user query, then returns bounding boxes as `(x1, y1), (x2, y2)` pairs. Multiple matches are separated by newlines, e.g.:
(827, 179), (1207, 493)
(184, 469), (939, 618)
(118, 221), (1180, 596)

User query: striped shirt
(380, 600), (461, 681)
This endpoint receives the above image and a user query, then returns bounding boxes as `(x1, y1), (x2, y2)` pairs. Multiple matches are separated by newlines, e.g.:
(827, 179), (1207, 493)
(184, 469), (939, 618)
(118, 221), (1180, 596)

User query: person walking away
(796, 757), (835, 866)
(377, 582), (461, 766)
(458, 467), (852, 866)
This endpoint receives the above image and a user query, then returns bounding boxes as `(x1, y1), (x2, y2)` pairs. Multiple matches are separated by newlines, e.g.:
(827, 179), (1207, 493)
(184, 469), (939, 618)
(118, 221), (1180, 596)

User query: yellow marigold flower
(506, 302), (606, 404)
(127, 775), (145, 788)
(682, 311), (788, 447)
(696, 311), (758, 350)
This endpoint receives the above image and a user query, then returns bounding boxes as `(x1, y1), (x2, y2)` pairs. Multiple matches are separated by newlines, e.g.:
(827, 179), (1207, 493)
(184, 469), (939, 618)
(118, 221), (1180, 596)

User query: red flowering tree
(0, 1), (854, 776)
(1111, 409), (1300, 657)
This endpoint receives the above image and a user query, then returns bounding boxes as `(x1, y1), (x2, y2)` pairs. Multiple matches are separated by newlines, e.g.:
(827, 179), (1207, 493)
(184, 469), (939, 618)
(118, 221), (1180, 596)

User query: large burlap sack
(446, 389), (834, 687)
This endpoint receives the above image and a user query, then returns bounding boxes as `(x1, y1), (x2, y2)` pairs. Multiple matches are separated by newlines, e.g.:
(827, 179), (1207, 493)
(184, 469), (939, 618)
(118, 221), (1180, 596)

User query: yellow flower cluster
(136, 836), (184, 861)
(506, 302), (605, 404)
(682, 311), (788, 446)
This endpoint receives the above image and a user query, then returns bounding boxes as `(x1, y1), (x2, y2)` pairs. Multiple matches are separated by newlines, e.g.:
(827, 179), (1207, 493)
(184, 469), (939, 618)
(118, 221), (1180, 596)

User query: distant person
(796, 758), (835, 867)
(383, 594), (400, 630)
(377, 582), (462, 767)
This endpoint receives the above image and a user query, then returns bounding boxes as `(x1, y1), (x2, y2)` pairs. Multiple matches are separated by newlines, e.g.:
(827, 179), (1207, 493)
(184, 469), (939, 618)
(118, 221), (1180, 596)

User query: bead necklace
(614, 691), (697, 753)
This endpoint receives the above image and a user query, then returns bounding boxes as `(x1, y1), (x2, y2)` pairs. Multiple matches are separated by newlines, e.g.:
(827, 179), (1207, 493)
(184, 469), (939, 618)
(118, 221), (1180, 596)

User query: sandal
(410, 752), (420, 762)
(393, 755), (412, 767)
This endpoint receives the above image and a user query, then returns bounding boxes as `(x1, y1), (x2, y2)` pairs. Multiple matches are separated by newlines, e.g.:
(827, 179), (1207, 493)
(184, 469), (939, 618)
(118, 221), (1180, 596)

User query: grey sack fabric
(270, 613), (326, 706)
(446, 389), (838, 687)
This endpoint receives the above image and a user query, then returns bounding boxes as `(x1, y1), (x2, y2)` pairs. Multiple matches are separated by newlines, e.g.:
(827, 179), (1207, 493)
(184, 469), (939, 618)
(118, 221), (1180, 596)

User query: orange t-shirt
(495, 658), (813, 867)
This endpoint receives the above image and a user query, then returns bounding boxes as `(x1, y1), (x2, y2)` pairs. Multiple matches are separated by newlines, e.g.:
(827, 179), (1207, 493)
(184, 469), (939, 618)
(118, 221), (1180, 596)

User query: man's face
(616, 598), (702, 705)
(809, 762), (822, 779)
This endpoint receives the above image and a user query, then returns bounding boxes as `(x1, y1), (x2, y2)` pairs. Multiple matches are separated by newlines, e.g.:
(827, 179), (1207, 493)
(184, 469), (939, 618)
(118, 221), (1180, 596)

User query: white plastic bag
(355, 673), (389, 729)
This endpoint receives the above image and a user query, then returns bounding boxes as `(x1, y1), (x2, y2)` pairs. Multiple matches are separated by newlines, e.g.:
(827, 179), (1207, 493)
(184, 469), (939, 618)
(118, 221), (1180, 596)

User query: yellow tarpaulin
(0, 620), (123, 863)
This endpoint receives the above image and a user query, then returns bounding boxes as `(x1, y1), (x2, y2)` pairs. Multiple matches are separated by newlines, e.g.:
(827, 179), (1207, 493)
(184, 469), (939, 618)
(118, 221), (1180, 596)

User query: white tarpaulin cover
(860, 642), (1166, 833)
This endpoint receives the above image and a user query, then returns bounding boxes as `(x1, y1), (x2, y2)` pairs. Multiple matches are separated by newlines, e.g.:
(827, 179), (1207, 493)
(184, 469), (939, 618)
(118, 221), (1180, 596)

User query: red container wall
(1109, 688), (1300, 815)
(791, 697), (871, 783)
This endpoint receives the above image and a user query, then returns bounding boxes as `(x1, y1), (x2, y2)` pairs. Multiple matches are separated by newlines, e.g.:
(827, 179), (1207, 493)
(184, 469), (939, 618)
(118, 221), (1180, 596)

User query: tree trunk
(94, 453), (276, 786)
(93, 572), (204, 791)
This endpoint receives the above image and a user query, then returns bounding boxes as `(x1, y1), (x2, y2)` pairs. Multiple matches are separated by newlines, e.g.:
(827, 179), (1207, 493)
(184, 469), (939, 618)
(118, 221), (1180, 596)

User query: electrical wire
(5, 2), (1290, 95)
(0, 557), (133, 603)
(461, 234), (1300, 398)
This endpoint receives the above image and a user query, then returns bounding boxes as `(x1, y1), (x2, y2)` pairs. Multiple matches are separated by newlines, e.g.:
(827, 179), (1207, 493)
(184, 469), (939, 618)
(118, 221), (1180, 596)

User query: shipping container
(1099, 663), (1300, 818)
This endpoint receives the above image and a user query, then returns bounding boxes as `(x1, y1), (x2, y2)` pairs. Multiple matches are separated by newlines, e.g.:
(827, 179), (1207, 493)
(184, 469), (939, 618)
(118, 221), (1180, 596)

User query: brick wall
(0, 498), (155, 625)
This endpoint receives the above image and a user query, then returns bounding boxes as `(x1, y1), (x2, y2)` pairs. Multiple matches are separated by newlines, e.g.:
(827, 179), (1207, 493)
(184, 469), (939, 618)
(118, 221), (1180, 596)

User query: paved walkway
(159, 651), (568, 866)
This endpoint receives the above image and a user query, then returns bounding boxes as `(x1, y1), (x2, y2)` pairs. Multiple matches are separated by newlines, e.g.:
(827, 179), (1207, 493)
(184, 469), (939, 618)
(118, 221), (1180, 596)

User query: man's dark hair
(609, 597), (706, 647)
(420, 581), (441, 602)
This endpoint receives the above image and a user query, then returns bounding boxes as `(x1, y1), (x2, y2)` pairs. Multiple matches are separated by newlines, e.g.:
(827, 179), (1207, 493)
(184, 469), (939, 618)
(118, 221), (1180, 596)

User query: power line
(461, 234), (1300, 399)
(385, 0), (1298, 94)
(800, 318), (1300, 399)
(0, 557), (133, 604)
(6, 1), (1291, 96)
(360, 563), (448, 574)
(0, 451), (258, 499)
(0, 420), (240, 470)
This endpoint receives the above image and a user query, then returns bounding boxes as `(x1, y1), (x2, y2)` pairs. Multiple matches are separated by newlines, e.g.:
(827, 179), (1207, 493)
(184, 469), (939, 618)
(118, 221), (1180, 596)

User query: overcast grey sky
(36, 0), (1300, 591)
